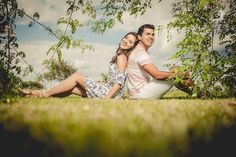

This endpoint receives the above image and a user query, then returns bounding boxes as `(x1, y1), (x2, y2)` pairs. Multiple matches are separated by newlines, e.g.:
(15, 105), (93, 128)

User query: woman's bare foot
(18, 88), (47, 98)
(18, 88), (32, 96)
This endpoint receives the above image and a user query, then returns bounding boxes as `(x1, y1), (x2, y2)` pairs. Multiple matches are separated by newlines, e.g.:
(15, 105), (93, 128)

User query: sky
(16, 0), (183, 88)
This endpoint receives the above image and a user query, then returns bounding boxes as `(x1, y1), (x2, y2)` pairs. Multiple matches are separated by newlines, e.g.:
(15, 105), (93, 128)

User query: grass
(0, 91), (236, 157)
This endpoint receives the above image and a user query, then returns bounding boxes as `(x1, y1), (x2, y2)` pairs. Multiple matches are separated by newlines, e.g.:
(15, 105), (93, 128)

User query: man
(126, 24), (191, 99)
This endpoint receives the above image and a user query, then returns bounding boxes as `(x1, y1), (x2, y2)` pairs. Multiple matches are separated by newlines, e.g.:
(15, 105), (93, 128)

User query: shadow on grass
(185, 123), (236, 157)
(0, 122), (236, 157)
(0, 124), (63, 157)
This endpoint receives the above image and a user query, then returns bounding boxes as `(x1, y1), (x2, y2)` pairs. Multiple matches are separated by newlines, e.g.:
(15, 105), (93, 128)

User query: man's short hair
(138, 24), (155, 35)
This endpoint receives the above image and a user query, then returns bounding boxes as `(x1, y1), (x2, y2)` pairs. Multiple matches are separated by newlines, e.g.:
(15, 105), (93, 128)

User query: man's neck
(139, 42), (149, 51)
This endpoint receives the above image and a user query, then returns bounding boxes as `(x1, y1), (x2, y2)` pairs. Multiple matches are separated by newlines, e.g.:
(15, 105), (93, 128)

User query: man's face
(138, 28), (155, 50)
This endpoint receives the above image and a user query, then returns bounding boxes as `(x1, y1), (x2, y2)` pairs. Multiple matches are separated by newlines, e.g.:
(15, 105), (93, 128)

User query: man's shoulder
(131, 48), (149, 59)
(132, 44), (146, 54)
(131, 49), (149, 59)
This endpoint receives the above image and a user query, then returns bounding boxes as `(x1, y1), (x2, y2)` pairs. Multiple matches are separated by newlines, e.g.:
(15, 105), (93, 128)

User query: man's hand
(169, 66), (179, 78)
(142, 63), (171, 80)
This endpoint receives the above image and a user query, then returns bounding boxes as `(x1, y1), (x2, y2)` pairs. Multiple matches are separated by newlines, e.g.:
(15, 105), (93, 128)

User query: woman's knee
(73, 72), (86, 85)
(73, 71), (82, 78)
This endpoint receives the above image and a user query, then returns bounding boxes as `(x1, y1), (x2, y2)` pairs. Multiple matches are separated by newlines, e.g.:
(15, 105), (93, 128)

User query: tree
(21, 81), (43, 90)
(168, 0), (235, 97)
(56, 0), (153, 34)
(218, 0), (236, 97)
(0, 0), (91, 97)
(41, 0), (93, 83)
(0, 0), (45, 97)
(1, 0), (235, 98)
(61, 0), (235, 98)
(42, 59), (77, 82)
(0, 0), (28, 97)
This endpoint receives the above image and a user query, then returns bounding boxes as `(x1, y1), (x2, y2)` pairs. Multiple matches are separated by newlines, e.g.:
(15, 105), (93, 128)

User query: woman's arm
(104, 54), (127, 99)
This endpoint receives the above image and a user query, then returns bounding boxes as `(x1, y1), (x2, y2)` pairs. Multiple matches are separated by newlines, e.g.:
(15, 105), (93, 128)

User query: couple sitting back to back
(20, 24), (192, 99)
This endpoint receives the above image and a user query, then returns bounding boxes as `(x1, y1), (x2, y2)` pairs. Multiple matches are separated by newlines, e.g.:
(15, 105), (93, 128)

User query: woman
(20, 32), (139, 99)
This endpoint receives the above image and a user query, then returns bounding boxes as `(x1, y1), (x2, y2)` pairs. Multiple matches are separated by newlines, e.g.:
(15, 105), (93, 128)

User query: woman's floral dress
(84, 63), (126, 98)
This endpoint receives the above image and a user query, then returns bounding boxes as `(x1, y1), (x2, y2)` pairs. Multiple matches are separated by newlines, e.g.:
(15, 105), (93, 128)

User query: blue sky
(16, 0), (184, 87)
(15, 20), (127, 45)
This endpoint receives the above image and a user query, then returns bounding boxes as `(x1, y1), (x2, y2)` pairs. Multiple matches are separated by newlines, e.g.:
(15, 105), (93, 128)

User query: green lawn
(0, 93), (236, 157)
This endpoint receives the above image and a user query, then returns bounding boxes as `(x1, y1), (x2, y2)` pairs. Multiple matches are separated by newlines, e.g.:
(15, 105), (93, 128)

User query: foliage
(64, 0), (154, 34)
(0, 0), (33, 98)
(0, 0), (92, 97)
(42, 59), (77, 82)
(1, 0), (235, 98)
(46, 17), (93, 60)
(100, 73), (108, 83)
(20, 81), (43, 89)
(0, 98), (236, 156)
(60, 0), (235, 98)
(43, 0), (94, 79)
(218, 0), (236, 97)
(168, 0), (236, 98)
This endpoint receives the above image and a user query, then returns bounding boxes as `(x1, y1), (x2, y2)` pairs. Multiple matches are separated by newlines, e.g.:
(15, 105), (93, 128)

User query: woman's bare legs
(49, 86), (87, 97)
(21, 72), (87, 98)
(41, 72), (86, 97)
(71, 85), (87, 97)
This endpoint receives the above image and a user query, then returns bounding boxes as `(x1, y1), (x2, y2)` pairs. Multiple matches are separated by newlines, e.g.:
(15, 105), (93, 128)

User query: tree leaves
(169, 0), (235, 97)
(33, 12), (40, 20)
(42, 59), (77, 81)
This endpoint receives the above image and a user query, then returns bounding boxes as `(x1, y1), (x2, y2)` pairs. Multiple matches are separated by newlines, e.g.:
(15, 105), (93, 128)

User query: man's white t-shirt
(126, 44), (152, 98)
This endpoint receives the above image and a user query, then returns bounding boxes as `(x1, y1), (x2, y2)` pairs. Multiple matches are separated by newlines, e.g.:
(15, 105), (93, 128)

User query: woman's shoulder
(117, 53), (128, 61)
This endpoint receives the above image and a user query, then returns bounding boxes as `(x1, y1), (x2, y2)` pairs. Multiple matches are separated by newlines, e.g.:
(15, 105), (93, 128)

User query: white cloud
(17, 0), (89, 26)
(16, 0), (175, 37)
(62, 43), (115, 80)
(16, 0), (224, 89)
(109, 0), (173, 33)
(18, 40), (117, 87)
(16, 0), (179, 87)
(17, 0), (63, 25)
(149, 30), (184, 70)
(17, 41), (55, 79)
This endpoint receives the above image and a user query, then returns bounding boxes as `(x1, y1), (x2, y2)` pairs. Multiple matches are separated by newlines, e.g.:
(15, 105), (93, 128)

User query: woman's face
(119, 34), (137, 50)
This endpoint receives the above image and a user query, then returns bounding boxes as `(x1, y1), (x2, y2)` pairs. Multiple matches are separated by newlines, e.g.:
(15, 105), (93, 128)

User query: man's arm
(142, 63), (172, 80)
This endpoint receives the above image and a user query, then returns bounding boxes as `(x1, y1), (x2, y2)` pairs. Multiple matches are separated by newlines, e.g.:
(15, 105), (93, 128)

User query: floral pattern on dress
(84, 64), (126, 98)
